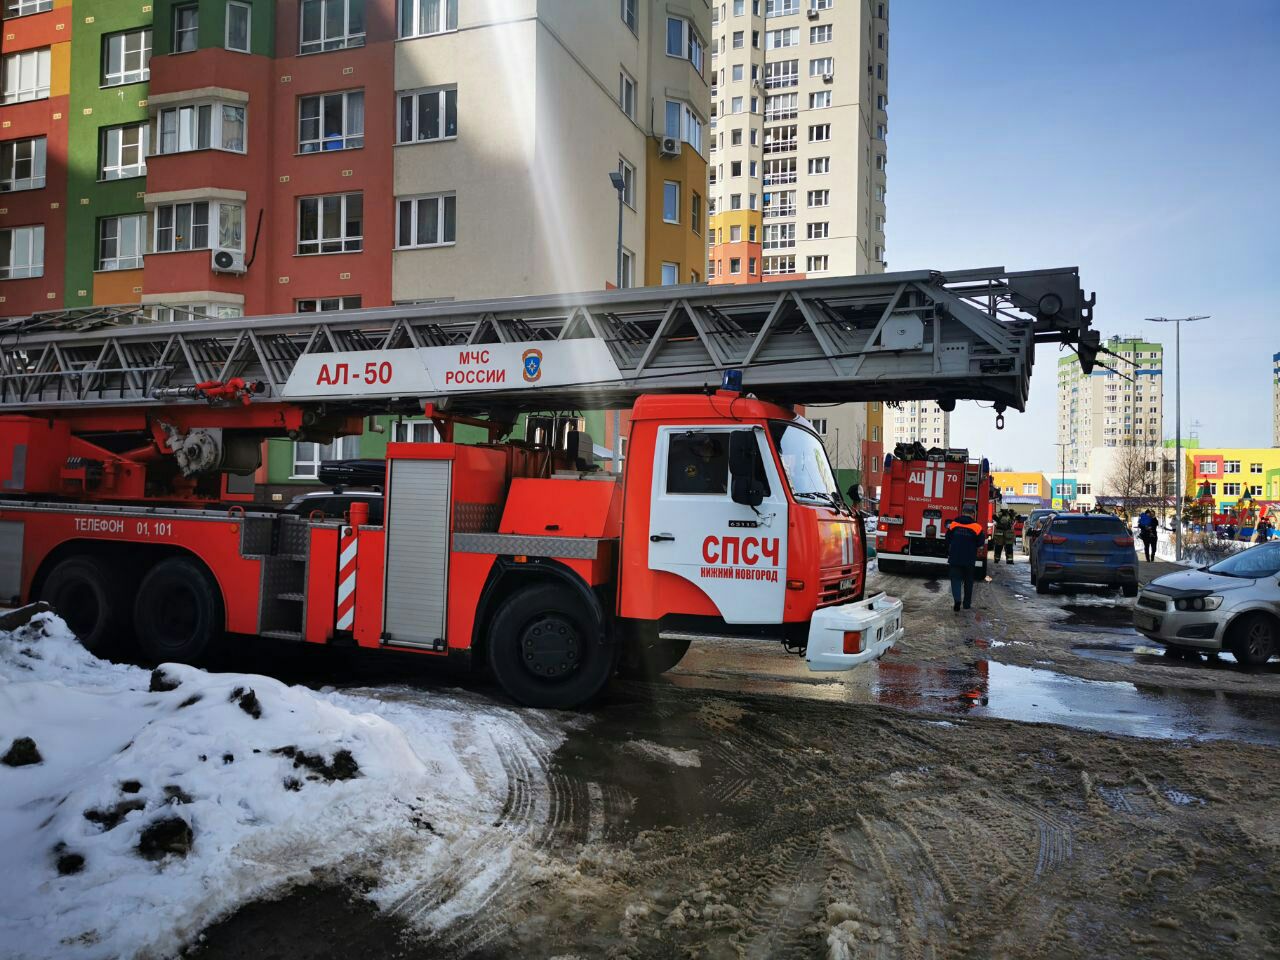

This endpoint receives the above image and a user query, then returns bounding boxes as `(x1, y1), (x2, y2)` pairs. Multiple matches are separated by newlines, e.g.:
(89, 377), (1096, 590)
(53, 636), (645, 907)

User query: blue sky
(885, 0), (1280, 471)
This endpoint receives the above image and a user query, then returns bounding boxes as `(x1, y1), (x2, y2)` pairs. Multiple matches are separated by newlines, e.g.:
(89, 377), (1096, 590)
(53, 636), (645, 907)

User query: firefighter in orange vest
(945, 506), (988, 611)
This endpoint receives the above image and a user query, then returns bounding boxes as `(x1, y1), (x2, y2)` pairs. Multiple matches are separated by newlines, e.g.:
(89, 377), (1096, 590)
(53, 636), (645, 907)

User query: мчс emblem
(522, 348), (543, 383)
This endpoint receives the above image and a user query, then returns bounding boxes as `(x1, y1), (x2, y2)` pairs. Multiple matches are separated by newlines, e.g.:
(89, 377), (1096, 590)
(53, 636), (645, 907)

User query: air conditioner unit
(823, 72), (834, 83)
(659, 135), (682, 157)
(806, 8), (819, 19)
(211, 248), (246, 274)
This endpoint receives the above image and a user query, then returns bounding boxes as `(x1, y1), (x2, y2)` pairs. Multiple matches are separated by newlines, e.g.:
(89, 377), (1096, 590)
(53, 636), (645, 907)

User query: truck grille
(1137, 594), (1168, 611)
(819, 568), (858, 607)
(907, 538), (949, 559)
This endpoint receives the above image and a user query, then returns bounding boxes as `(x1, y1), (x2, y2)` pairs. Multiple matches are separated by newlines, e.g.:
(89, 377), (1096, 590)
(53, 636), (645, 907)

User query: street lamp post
(1053, 442), (1068, 510)
(1145, 315), (1209, 562)
(608, 171), (627, 475)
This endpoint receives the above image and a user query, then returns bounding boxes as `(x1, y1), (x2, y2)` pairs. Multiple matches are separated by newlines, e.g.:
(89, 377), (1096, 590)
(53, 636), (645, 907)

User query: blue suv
(1030, 513), (1139, 596)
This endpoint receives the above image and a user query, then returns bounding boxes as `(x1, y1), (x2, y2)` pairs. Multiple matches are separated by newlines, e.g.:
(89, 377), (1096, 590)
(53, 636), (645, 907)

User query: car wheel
(1122, 583), (1138, 598)
(1035, 575), (1050, 595)
(1229, 612), (1276, 668)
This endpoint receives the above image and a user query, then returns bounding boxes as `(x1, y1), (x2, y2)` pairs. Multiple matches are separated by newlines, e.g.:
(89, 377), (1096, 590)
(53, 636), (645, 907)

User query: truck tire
(40, 556), (130, 656)
(133, 557), (221, 664)
(487, 583), (615, 708)
(1035, 575), (1050, 595)
(1122, 583), (1138, 598)
(622, 636), (691, 678)
(1229, 612), (1276, 668)
(877, 558), (901, 575)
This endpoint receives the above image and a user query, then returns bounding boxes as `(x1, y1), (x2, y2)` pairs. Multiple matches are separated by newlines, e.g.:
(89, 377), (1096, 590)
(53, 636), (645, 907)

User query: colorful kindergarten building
(1190, 448), (1280, 517)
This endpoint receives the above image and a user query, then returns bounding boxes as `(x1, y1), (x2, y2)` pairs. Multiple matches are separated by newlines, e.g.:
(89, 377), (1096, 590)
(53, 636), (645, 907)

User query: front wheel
(1122, 583), (1139, 598)
(133, 557), (222, 663)
(39, 556), (131, 656)
(487, 583), (615, 708)
(1229, 612), (1276, 668)
(1035, 574), (1050, 595)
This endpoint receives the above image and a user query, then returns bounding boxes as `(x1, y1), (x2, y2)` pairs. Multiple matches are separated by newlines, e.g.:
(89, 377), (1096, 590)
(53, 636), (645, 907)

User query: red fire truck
(0, 270), (1095, 707)
(873, 445), (997, 575)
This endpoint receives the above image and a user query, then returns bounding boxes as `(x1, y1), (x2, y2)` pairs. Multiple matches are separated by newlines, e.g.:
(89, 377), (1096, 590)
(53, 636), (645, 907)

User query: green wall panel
(153, 0), (276, 57)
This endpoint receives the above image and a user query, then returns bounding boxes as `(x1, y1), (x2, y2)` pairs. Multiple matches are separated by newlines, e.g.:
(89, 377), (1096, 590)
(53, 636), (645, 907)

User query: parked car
(1030, 512), (1139, 595)
(283, 489), (384, 524)
(1022, 509), (1057, 554)
(1134, 541), (1280, 666)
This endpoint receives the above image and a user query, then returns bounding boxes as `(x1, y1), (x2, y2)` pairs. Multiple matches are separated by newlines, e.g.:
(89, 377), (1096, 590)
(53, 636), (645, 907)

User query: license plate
(1134, 612), (1158, 631)
(840, 578), (854, 592)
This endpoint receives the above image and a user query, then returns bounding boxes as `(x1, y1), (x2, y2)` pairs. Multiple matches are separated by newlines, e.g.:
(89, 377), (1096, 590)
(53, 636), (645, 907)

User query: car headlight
(1174, 596), (1223, 612)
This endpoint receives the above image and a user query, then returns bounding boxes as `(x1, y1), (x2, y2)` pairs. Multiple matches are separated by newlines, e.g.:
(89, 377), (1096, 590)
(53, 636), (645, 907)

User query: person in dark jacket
(945, 508), (987, 611)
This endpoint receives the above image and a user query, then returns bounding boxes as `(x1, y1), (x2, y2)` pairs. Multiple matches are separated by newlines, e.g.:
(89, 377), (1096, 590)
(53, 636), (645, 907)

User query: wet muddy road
(195, 559), (1280, 959)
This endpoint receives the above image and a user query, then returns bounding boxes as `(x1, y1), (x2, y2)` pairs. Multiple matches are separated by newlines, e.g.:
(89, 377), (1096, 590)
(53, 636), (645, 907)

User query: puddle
(669, 640), (1280, 746)
(1058, 603), (1136, 629)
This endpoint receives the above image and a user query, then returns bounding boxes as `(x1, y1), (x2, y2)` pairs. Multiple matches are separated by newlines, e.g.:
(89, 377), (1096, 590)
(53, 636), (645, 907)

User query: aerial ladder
(0, 267), (1098, 707)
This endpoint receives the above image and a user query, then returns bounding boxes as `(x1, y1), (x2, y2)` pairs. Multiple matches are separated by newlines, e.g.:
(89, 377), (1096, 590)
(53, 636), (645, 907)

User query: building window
(874, 182), (885, 201)
(0, 136), (46, 192)
(173, 4), (199, 53)
(1223, 482), (1241, 497)
(729, 193), (741, 210)
(765, 0), (799, 14)
(765, 27), (798, 48)
(293, 436), (360, 479)
(664, 99), (704, 154)
(810, 24), (832, 42)
(661, 262), (679, 286)
(153, 201), (208, 252)
(392, 419), (437, 443)
(4, 0), (53, 15)
(666, 16), (704, 72)
(226, 1), (251, 52)
(100, 124), (148, 180)
(1223, 460), (1241, 473)
(396, 192), (456, 248)
(810, 56), (833, 76)
(732, 30), (744, 48)
(764, 59), (798, 90)
(155, 102), (247, 154)
(300, 0), (366, 53)
(763, 255), (795, 275)
(806, 221), (828, 239)
(0, 225), (43, 279)
(811, 0), (832, 8)
(150, 302), (242, 323)
(298, 192), (363, 254)
(729, 257), (742, 275)
(874, 214), (884, 231)
(617, 156), (635, 207)
(399, 0), (457, 38)
(298, 296), (362, 312)
(620, 0), (636, 32)
(809, 417), (827, 435)
(97, 214), (146, 271)
(397, 86), (458, 143)
(808, 123), (830, 142)
(762, 223), (794, 249)
(1, 47), (50, 103)
(618, 69), (635, 119)
(691, 192), (702, 235)
(1251, 462), (1263, 474)
(662, 180), (680, 223)
(620, 248), (634, 288)
(808, 157), (829, 176)
(1250, 484), (1263, 496)
(299, 90), (365, 153)
(102, 29), (152, 87)
(809, 91), (831, 109)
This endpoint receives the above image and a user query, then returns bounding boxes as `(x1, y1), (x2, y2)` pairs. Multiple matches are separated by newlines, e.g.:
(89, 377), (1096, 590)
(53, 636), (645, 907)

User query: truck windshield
(769, 421), (838, 503)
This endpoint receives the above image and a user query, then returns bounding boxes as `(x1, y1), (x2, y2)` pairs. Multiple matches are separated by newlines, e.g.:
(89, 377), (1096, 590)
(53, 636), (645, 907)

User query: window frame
(1, 47), (51, 104)
(298, 89), (365, 153)
(97, 213), (147, 271)
(660, 262), (679, 286)
(662, 180), (680, 224)
(297, 295), (363, 312)
(617, 156), (636, 209)
(172, 4), (200, 54)
(810, 23), (832, 42)
(665, 16), (704, 73)
(398, 0), (458, 39)
(395, 191), (457, 249)
(99, 123), (148, 181)
(153, 101), (247, 155)
(0, 135), (46, 192)
(292, 435), (360, 480)
(152, 200), (234, 254)
(297, 192), (364, 256)
(226, 1), (252, 52)
(102, 28), (152, 88)
(396, 86), (458, 144)
(4, 0), (54, 16)
(0, 224), (44, 279)
(620, 0), (637, 33)
(299, 0), (366, 54)
(618, 68), (636, 120)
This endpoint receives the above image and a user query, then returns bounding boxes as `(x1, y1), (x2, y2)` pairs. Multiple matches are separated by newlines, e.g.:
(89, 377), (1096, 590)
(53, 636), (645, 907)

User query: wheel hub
(520, 614), (582, 680)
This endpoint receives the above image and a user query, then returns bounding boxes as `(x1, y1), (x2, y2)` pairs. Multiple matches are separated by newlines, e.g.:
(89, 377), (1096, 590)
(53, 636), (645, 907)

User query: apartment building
(0, 0), (710, 498)
(1056, 335), (1164, 472)
(704, 0), (886, 283)
(890, 399), (948, 449)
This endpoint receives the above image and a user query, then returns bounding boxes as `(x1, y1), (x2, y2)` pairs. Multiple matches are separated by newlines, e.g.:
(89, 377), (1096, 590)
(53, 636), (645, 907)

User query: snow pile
(0, 609), (547, 960)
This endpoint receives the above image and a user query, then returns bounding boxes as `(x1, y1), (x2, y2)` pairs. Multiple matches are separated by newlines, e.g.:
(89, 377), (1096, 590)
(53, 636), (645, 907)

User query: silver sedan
(1134, 542), (1280, 666)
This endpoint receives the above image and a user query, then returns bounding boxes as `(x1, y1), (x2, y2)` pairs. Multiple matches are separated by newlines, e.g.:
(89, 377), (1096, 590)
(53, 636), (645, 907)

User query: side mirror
(847, 483), (862, 504)
(728, 430), (765, 508)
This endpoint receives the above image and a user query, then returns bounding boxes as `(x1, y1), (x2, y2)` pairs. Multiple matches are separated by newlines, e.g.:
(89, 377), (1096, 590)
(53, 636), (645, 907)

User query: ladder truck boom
(0, 268), (1098, 708)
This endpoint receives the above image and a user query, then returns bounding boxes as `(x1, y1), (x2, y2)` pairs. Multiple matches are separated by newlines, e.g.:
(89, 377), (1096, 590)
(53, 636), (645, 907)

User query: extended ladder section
(0, 267), (1097, 415)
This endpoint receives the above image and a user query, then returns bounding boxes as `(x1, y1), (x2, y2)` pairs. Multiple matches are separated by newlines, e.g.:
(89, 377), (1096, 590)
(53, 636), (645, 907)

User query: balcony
(764, 76), (798, 90)
(763, 140), (796, 154)
(764, 108), (797, 121)
(762, 172), (797, 186)
(763, 205), (796, 219)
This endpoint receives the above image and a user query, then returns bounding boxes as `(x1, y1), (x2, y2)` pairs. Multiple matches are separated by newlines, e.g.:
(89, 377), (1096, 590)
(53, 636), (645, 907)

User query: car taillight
(1042, 534), (1067, 545)
(1113, 536), (1134, 547)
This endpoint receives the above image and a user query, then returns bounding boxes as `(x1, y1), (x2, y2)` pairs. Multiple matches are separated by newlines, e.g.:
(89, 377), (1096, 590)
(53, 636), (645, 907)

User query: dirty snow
(0, 610), (556, 960)
(623, 740), (702, 768)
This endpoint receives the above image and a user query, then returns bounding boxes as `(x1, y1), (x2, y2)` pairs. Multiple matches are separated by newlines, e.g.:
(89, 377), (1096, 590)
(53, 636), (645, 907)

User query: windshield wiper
(796, 491), (841, 514)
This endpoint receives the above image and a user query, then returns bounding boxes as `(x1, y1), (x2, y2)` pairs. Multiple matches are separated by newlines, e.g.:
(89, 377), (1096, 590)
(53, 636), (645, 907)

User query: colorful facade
(2, 0), (709, 501)
(1190, 448), (1280, 515)
(991, 471), (1050, 506)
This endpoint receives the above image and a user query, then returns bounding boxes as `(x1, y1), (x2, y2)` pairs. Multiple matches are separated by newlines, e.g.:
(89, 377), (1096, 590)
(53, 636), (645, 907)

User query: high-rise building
(704, 0), (887, 283)
(1056, 335), (1164, 472)
(0, 0), (710, 498)
(890, 400), (949, 449)
(1272, 352), (1279, 446)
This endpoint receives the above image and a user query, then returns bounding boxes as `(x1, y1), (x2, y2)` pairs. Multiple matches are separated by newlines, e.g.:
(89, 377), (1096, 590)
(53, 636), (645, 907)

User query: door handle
(650, 533), (675, 542)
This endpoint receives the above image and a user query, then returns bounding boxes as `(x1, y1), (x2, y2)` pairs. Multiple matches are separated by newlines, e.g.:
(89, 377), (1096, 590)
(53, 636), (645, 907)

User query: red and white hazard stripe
(336, 525), (357, 630)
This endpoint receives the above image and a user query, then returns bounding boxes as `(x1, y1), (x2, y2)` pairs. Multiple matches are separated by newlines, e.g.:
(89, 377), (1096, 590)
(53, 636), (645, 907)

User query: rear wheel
(622, 636), (691, 678)
(1035, 574), (1050, 594)
(1229, 612), (1276, 668)
(39, 556), (131, 656)
(877, 558), (902, 575)
(1122, 583), (1139, 598)
(133, 558), (222, 663)
(487, 583), (615, 708)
